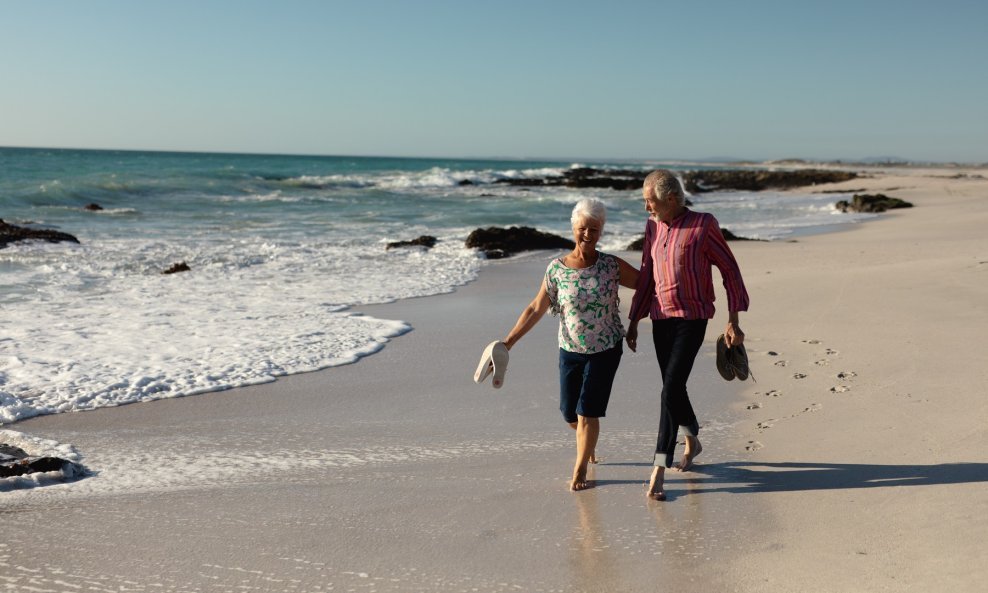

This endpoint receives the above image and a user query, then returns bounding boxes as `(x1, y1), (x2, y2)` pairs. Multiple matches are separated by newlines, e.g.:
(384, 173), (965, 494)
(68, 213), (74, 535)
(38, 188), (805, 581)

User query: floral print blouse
(545, 252), (625, 354)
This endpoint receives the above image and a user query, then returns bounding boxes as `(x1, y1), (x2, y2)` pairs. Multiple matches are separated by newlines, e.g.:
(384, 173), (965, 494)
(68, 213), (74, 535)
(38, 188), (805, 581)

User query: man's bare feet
(570, 467), (591, 491)
(645, 466), (666, 501)
(676, 436), (702, 472)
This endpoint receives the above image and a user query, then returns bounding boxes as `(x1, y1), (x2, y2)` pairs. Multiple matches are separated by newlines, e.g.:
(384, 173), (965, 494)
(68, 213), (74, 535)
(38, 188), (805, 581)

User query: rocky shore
(493, 166), (856, 192)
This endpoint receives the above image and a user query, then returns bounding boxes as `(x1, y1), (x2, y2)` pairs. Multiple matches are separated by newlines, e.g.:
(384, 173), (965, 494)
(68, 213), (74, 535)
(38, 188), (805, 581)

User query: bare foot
(570, 467), (591, 491)
(676, 436), (703, 472)
(589, 451), (599, 464)
(645, 466), (666, 501)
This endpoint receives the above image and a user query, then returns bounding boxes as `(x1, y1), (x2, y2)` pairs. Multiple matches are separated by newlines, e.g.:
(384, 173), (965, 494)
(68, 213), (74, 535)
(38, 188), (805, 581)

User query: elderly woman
(502, 198), (639, 491)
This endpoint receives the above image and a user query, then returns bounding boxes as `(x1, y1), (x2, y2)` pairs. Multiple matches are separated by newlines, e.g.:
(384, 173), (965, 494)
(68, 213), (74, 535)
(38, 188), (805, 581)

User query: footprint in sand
(764, 389), (782, 397)
(825, 348), (839, 356)
(746, 402), (762, 410)
(814, 360), (829, 366)
(800, 403), (823, 413)
(745, 440), (763, 452)
(793, 373), (807, 379)
(836, 371), (857, 381)
(830, 385), (851, 393)
(774, 360), (789, 367)
(767, 351), (779, 356)
(802, 339), (821, 344)
(756, 420), (775, 431)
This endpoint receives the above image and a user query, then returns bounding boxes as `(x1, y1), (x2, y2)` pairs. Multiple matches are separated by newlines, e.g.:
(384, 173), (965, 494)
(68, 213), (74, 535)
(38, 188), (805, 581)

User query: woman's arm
(616, 257), (640, 289)
(502, 281), (552, 350)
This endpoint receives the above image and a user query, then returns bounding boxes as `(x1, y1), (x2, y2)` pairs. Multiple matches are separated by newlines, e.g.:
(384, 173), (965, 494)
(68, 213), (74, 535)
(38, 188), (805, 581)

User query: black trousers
(651, 318), (708, 467)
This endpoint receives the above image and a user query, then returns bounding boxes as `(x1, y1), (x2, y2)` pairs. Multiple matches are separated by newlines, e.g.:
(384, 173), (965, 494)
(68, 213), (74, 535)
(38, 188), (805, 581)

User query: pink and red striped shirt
(629, 209), (749, 322)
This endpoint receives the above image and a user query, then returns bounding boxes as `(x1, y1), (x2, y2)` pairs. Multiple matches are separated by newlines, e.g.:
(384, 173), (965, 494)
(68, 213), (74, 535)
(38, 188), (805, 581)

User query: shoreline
(4, 165), (988, 591)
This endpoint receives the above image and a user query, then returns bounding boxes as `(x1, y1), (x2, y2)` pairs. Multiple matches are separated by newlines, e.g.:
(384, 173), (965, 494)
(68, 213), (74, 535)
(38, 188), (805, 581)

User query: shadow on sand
(591, 460), (988, 495)
(681, 461), (988, 495)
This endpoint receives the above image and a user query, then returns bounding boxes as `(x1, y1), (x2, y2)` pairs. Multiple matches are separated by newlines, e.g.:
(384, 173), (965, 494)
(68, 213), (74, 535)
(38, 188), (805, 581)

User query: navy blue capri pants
(558, 344), (623, 423)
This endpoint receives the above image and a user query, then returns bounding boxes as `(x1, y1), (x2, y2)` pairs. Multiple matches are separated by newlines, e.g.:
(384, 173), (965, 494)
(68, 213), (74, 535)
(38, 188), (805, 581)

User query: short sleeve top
(544, 252), (625, 353)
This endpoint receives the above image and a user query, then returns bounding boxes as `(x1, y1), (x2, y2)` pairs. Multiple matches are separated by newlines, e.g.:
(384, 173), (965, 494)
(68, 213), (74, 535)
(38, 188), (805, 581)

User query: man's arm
(705, 216), (749, 347)
(626, 220), (657, 352)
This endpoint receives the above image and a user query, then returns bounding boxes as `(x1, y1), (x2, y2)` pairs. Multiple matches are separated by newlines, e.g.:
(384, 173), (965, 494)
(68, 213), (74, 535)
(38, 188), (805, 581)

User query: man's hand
(725, 322), (745, 348)
(626, 323), (639, 352)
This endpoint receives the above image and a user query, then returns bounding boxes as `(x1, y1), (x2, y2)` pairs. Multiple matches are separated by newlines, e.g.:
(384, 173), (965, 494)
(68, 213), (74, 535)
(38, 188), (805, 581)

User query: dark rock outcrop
(386, 235), (438, 250)
(495, 167), (647, 190)
(835, 194), (913, 213)
(682, 170), (857, 193)
(162, 262), (191, 274)
(0, 443), (85, 479)
(492, 167), (856, 194)
(0, 219), (80, 249)
(466, 226), (574, 259)
(84, 203), (104, 211)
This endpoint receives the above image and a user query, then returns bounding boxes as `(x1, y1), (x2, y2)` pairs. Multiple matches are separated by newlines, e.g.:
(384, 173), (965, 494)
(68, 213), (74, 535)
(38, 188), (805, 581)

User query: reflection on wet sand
(570, 472), (626, 592)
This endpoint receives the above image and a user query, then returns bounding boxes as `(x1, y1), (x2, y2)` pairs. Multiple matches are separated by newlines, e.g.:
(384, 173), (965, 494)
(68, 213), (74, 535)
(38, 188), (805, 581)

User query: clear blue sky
(2, 0), (986, 162)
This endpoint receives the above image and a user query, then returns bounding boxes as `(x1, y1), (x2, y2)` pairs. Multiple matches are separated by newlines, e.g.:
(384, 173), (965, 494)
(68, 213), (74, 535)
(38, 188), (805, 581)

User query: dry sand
(3, 166), (987, 592)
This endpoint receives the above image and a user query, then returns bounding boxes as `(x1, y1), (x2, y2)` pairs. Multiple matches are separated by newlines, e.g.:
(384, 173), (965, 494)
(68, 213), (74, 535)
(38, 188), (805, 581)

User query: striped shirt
(629, 209), (749, 321)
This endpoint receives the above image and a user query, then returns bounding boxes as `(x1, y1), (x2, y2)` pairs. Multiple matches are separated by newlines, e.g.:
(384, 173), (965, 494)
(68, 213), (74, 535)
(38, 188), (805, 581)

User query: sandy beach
(4, 166), (988, 592)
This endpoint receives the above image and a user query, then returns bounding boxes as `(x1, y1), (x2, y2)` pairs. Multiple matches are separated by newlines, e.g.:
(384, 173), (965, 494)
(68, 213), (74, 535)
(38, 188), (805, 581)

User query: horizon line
(2, 144), (985, 167)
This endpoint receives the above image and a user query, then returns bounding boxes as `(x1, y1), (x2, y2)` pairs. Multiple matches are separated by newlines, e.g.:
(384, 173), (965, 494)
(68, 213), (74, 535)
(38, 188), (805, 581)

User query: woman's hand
(625, 323), (639, 352)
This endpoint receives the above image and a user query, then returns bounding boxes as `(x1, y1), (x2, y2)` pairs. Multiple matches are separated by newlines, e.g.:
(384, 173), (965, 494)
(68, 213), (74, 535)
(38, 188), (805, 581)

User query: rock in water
(162, 262), (192, 274)
(386, 235), (438, 250)
(0, 219), (80, 249)
(835, 194), (913, 213)
(465, 226), (574, 259)
(0, 443), (86, 479)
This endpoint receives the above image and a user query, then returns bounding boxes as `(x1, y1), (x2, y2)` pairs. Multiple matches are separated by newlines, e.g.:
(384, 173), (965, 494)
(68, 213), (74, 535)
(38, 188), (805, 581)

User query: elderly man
(625, 169), (749, 501)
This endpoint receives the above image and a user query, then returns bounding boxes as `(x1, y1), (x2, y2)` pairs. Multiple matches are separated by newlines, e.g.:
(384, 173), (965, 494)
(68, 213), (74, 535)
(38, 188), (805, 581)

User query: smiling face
(572, 216), (603, 253)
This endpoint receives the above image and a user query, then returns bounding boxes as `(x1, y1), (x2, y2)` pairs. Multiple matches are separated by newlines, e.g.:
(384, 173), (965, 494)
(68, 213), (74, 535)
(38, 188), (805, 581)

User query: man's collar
(659, 207), (690, 226)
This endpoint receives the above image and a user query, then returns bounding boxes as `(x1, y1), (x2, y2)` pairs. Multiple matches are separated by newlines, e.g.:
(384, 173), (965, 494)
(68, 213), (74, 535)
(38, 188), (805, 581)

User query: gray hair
(570, 198), (607, 227)
(643, 169), (686, 206)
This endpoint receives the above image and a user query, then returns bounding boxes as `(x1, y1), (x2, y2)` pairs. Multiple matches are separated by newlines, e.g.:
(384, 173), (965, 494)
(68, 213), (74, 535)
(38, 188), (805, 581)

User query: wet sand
(4, 166), (988, 592)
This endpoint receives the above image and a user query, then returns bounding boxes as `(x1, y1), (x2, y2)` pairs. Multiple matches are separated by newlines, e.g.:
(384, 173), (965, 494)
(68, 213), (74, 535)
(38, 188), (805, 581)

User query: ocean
(0, 147), (874, 424)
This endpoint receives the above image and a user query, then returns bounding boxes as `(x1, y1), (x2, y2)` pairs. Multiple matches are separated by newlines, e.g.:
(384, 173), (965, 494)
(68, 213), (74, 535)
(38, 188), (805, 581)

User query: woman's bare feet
(676, 436), (702, 472)
(645, 466), (666, 501)
(570, 466), (591, 491)
(570, 415), (599, 490)
(589, 451), (599, 464)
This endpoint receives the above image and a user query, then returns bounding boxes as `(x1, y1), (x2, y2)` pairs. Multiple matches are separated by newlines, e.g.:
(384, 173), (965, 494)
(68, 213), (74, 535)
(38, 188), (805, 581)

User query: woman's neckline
(559, 251), (600, 270)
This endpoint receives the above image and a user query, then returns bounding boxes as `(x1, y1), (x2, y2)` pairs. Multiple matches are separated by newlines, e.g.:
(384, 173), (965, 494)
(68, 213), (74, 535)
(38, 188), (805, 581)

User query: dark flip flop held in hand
(716, 334), (754, 382)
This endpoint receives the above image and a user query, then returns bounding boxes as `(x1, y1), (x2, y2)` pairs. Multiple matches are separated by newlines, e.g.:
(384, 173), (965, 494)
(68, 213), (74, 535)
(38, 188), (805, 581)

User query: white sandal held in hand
(473, 341), (509, 388)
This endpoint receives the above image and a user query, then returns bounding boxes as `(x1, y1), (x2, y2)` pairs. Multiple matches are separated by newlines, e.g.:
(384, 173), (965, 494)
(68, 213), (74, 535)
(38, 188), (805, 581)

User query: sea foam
(0, 236), (479, 424)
